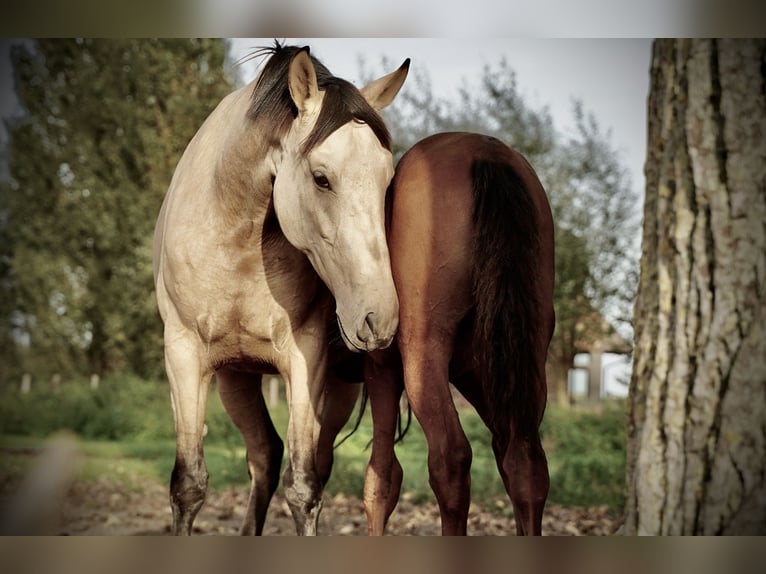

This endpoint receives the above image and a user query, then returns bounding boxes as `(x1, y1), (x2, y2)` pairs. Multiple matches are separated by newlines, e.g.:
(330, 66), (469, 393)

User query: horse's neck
(208, 86), (276, 229)
(206, 90), (313, 281)
(215, 141), (273, 225)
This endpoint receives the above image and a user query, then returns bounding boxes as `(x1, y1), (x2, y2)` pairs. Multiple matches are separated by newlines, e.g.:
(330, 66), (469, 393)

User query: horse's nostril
(365, 312), (376, 334)
(357, 311), (377, 343)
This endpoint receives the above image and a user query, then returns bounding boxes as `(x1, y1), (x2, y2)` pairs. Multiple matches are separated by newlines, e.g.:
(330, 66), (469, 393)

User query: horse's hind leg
(453, 369), (548, 536)
(500, 419), (549, 535)
(216, 368), (283, 535)
(313, 375), (360, 526)
(363, 347), (405, 535)
(495, 367), (549, 536)
(402, 338), (472, 535)
(164, 327), (212, 535)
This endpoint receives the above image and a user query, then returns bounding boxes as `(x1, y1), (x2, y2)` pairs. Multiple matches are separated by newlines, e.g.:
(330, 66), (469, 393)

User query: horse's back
(389, 131), (554, 352)
(400, 132), (553, 247)
(391, 131), (552, 249)
(388, 134), (478, 344)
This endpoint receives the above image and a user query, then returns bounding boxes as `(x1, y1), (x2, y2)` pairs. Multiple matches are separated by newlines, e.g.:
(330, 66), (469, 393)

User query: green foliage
(0, 39), (236, 382)
(0, 381), (626, 510)
(0, 374), (174, 440)
(540, 401), (627, 509)
(328, 400), (627, 511)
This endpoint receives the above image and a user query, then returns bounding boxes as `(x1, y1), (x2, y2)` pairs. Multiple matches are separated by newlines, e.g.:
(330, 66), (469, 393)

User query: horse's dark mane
(246, 41), (391, 152)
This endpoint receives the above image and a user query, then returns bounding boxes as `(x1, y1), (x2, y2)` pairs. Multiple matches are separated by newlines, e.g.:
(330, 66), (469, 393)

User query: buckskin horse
(363, 132), (555, 535)
(153, 42), (408, 535)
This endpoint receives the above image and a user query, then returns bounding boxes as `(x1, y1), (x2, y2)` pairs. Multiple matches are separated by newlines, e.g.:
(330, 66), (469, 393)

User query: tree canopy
(1, 41), (638, 401)
(0, 39), (236, 381)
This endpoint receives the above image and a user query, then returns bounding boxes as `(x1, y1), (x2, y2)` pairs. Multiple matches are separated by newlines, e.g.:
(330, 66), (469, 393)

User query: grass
(541, 401), (627, 509)
(0, 375), (627, 511)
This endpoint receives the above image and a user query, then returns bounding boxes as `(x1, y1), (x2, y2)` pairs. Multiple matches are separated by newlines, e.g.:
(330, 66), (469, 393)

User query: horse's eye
(313, 173), (331, 190)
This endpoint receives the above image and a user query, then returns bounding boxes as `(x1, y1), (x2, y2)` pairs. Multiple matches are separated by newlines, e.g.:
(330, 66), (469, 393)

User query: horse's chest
(195, 273), (330, 367)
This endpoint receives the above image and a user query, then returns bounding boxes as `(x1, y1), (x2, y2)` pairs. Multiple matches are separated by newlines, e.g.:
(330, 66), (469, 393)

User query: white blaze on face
(273, 120), (398, 352)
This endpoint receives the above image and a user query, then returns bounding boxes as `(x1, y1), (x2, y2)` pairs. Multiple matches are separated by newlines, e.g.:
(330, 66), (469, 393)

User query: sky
(1, 38), (652, 200)
(230, 38), (652, 201)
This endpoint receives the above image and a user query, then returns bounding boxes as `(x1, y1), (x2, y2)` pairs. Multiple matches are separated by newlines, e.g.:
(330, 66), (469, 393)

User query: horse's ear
(288, 47), (319, 115)
(360, 58), (410, 111)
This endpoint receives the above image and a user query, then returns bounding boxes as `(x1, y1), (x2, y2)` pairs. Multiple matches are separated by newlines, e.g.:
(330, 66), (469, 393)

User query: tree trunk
(547, 356), (572, 406)
(625, 39), (766, 535)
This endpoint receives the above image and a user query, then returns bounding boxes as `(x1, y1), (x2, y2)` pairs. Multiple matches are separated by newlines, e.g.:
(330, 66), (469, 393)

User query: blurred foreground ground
(2, 468), (621, 536)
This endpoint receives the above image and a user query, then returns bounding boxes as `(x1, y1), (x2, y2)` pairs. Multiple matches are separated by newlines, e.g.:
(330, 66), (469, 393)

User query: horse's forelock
(301, 78), (392, 154)
(245, 43), (391, 154)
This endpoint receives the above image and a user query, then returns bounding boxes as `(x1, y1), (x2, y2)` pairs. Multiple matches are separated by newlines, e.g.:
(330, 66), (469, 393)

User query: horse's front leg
(163, 322), (212, 536)
(281, 335), (359, 535)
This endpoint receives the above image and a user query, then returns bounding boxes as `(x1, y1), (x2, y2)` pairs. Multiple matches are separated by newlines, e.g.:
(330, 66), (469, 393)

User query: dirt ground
(0, 440), (622, 536)
(44, 477), (621, 536)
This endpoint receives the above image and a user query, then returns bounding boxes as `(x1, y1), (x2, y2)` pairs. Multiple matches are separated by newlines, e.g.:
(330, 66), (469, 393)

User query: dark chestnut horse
(362, 132), (555, 535)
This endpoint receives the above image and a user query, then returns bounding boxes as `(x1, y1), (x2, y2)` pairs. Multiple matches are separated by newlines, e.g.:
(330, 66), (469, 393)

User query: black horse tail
(470, 158), (542, 440)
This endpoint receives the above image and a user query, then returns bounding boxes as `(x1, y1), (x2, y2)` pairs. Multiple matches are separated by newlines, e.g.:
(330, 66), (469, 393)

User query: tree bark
(547, 356), (572, 406)
(625, 39), (766, 535)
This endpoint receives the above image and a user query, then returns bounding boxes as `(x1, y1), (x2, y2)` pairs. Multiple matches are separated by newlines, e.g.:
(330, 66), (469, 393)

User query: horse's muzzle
(338, 310), (398, 353)
(357, 311), (397, 351)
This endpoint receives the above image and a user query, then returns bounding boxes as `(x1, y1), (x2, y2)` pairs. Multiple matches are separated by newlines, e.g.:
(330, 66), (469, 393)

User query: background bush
(0, 376), (627, 510)
(0, 375), (174, 440)
(540, 401), (627, 509)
